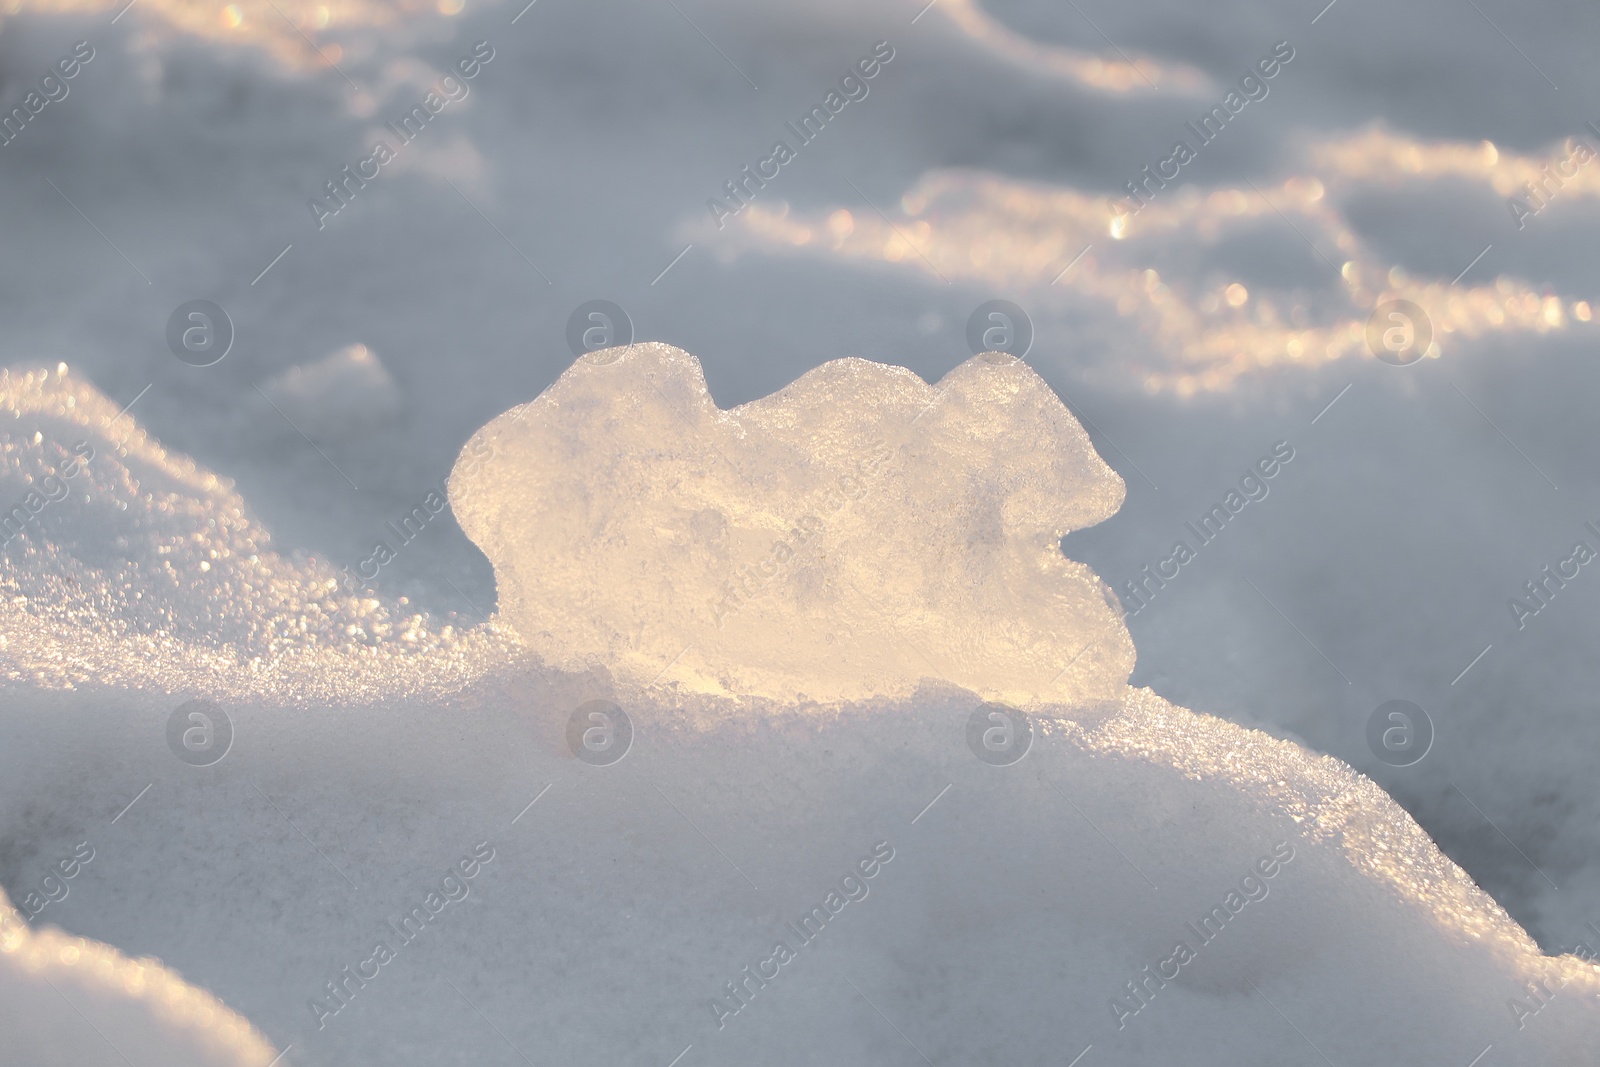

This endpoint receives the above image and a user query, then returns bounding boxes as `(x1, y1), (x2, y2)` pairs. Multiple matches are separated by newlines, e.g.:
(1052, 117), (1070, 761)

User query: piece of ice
(449, 342), (1134, 707)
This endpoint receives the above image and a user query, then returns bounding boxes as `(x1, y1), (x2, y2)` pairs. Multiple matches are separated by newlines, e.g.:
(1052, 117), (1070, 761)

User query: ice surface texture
(449, 342), (1134, 707)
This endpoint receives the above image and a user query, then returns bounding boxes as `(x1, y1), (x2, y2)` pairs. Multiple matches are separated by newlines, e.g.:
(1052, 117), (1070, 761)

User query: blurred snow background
(3, 0), (1600, 1058)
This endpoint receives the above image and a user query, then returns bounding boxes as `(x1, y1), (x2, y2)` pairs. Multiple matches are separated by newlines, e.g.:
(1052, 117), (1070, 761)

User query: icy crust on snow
(1070, 689), (1595, 980)
(934, 0), (1208, 95)
(0, 888), (279, 1066)
(726, 132), (1600, 395)
(0, 364), (508, 704)
(449, 343), (1133, 707)
(12, 0), (440, 75)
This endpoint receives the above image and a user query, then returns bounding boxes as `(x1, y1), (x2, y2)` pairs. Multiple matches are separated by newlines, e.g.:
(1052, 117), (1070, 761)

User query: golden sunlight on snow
(726, 130), (1598, 394)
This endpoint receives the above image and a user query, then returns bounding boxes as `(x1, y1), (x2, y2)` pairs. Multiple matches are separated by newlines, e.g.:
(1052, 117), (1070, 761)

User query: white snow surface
(254, 344), (404, 444)
(0, 892), (278, 1067)
(3, 0), (1600, 1059)
(2, 351), (1598, 1064)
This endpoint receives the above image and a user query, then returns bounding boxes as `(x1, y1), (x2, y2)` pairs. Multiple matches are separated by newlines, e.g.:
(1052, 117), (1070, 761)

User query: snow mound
(3, 357), (1598, 1064)
(0, 887), (278, 1066)
(0, 363), (501, 703)
(449, 343), (1134, 707)
(254, 344), (403, 443)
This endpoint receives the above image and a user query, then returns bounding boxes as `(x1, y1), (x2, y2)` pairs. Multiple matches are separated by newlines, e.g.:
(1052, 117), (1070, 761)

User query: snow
(254, 345), (403, 444)
(3, 0), (1600, 1060)
(0, 889), (278, 1067)
(4, 348), (1600, 1064)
